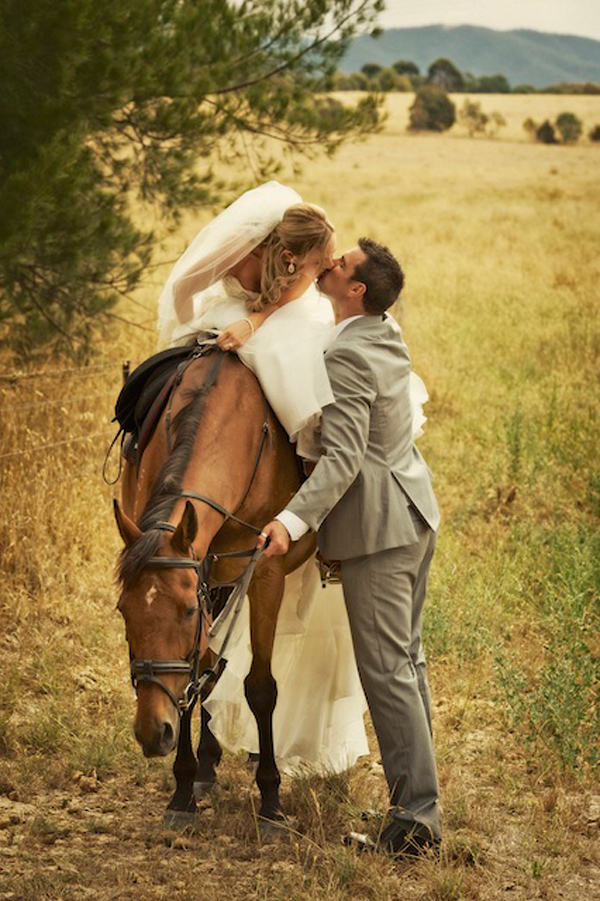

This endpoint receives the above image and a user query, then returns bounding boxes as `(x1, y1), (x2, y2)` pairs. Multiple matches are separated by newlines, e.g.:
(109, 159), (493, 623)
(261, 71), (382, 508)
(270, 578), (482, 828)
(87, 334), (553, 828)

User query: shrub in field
(536, 120), (558, 144)
(525, 115), (584, 145)
(555, 112), (583, 143)
(377, 67), (402, 91)
(394, 74), (413, 92)
(486, 111), (507, 137)
(459, 99), (488, 136)
(589, 124), (600, 141)
(392, 60), (423, 89)
(409, 86), (456, 132)
(459, 100), (506, 137)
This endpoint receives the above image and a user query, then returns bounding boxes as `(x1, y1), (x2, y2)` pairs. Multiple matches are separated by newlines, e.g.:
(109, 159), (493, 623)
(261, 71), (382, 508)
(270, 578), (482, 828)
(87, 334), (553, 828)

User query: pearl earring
(287, 261), (296, 275)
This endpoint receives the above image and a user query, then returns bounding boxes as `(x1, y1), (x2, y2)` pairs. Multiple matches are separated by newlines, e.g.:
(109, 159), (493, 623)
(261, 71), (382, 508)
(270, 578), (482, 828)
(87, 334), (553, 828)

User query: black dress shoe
(381, 818), (440, 856)
(344, 824), (440, 859)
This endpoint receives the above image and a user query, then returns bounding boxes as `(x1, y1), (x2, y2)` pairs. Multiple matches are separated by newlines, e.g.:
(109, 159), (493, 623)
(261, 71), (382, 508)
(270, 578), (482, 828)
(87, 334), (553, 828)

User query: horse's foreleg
(245, 661), (281, 822)
(245, 564), (285, 825)
(165, 709), (197, 824)
(194, 705), (222, 799)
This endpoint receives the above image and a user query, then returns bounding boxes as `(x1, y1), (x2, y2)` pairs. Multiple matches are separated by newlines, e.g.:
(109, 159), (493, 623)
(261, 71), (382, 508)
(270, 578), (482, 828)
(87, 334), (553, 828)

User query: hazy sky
(377, 1), (600, 42)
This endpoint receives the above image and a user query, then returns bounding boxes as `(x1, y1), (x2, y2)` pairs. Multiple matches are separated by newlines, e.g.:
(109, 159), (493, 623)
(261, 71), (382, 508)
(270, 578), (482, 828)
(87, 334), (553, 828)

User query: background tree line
(334, 56), (600, 95)
(332, 55), (600, 140)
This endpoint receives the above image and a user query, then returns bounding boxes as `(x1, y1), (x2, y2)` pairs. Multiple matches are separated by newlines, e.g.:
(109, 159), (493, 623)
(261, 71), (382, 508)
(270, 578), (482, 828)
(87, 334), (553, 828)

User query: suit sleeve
(287, 344), (376, 532)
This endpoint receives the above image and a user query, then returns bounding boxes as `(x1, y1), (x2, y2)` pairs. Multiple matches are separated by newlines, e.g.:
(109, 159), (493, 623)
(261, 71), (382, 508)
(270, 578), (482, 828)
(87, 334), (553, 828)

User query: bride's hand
(216, 318), (254, 351)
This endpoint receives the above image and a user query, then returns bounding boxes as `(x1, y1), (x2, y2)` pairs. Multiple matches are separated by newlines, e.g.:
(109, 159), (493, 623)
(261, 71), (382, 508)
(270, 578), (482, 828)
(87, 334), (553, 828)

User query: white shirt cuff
(275, 510), (310, 542)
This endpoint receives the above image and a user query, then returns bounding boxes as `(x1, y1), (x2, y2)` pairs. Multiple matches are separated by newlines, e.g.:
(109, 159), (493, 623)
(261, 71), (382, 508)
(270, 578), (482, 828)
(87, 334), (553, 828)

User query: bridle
(127, 341), (271, 717)
(128, 523), (208, 714)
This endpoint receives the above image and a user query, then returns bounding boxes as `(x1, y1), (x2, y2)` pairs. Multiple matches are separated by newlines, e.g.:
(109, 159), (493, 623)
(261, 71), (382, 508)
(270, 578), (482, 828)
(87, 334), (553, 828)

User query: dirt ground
(1, 715), (598, 901)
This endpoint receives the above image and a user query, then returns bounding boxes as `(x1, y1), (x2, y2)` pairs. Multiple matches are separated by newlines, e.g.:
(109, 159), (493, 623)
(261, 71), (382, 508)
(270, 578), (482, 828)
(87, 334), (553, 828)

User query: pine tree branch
(212, 1), (373, 96)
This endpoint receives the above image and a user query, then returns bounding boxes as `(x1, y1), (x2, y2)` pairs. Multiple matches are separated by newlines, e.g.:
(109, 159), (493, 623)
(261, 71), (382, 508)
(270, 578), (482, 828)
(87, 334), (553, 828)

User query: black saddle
(115, 345), (197, 436)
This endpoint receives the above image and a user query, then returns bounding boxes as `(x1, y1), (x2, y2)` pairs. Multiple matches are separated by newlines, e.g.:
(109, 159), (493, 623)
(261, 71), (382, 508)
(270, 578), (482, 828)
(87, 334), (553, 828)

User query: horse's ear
(171, 501), (198, 555)
(113, 499), (142, 547)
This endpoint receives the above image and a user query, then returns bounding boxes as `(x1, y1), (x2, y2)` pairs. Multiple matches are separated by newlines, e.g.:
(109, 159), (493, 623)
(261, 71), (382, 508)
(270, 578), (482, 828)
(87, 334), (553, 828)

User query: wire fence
(0, 363), (118, 383)
(0, 389), (119, 414)
(0, 428), (117, 461)
(0, 360), (136, 464)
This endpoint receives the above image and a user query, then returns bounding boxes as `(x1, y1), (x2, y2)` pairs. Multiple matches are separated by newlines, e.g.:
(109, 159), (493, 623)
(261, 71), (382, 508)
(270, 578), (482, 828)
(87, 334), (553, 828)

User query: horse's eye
(184, 606), (197, 619)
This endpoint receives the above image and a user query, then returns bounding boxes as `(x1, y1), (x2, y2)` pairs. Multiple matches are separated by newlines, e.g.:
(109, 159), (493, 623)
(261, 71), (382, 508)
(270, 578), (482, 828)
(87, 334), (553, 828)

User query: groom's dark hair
(354, 238), (404, 314)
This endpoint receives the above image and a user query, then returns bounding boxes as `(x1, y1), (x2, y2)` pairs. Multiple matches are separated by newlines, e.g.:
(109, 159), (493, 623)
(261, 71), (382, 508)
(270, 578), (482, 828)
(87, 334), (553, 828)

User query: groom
(259, 238), (442, 855)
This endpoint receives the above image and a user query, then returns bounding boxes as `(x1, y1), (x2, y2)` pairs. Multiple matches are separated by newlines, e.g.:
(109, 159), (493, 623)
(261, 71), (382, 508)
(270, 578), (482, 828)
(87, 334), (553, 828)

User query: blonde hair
(247, 204), (334, 312)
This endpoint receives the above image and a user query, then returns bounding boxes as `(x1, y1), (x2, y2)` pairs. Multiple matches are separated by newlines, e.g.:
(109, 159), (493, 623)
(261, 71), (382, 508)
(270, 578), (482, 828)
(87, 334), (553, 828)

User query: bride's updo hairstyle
(248, 204), (334, 312)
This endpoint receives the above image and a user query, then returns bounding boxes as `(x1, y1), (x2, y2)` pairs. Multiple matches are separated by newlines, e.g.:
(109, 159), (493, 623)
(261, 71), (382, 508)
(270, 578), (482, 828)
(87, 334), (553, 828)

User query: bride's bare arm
(216, 309), (273, 350)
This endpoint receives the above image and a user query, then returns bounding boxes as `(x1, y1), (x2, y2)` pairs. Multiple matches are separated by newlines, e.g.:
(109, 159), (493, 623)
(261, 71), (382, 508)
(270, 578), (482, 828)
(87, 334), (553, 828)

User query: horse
(113, 344), (315, 829)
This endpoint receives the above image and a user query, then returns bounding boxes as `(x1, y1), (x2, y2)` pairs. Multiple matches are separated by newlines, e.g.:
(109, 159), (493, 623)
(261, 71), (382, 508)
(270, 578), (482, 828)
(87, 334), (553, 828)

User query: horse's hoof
(193, 779), (217, 801)
(163, 809), (197, 829)
(258, 814), (290, 841)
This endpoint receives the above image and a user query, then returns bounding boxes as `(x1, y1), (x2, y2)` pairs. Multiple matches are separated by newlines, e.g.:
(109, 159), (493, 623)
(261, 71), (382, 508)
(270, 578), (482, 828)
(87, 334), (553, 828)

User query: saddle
(114, 343), (208, 466)
(109, 334), (307, 482)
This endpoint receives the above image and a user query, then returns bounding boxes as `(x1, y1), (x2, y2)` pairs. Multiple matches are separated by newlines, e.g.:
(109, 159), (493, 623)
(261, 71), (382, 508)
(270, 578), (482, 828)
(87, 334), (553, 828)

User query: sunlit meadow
(0, 94), (598, 900)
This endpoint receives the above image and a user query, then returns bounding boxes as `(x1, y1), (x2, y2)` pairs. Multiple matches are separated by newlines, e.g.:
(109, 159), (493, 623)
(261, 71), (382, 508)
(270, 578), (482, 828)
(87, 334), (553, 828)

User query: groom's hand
(258, 521), (290, 557)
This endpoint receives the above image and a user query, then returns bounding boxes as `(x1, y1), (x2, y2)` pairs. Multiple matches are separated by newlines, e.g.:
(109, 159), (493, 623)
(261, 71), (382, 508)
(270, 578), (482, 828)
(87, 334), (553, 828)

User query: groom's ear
(350, 280), (366, 299)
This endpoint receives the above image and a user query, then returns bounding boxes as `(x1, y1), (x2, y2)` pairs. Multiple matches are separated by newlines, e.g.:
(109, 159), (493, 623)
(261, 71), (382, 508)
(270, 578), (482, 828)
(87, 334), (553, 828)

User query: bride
(157, 181), (427, 774)
(158, 182), (338, 460)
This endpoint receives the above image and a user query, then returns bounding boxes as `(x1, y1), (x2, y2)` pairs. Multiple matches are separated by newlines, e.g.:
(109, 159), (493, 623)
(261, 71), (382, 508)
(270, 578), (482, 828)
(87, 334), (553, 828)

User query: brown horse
(114, 345), (314, 827)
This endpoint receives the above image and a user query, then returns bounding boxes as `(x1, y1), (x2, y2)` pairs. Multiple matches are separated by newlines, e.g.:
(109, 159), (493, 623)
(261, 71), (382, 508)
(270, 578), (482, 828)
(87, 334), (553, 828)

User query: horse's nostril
(161, 721), (174, 748)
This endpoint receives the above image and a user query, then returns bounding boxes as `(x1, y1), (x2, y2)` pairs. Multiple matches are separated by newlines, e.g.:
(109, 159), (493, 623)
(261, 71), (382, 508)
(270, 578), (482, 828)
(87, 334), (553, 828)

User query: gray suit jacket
(287, 315), (440, 561)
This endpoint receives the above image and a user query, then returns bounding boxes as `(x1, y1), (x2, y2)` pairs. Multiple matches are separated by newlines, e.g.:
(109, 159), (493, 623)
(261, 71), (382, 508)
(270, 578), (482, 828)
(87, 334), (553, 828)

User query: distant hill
(340, 25), (600, 88)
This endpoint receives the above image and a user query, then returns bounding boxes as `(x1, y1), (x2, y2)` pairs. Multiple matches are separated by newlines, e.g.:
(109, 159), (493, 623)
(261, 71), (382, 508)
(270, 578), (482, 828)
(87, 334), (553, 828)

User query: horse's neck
(176, 361), (268, 552)
(129, 355), (291, 560)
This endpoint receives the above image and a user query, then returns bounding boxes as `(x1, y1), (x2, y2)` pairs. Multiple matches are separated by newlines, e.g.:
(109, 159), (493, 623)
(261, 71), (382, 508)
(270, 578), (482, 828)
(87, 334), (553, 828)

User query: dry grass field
(0, 94), (599, 900)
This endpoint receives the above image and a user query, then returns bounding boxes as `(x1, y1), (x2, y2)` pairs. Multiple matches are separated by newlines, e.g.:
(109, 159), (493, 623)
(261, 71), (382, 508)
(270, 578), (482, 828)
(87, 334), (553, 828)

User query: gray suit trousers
(340, 509), (441, 839)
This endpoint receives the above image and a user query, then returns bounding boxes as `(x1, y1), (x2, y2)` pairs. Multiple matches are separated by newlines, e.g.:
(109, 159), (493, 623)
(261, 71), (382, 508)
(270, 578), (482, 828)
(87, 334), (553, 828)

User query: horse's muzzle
(134, 711), (179, 757)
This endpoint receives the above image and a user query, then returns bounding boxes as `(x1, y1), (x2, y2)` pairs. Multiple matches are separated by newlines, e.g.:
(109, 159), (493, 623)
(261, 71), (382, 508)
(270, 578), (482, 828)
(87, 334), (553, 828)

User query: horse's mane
(117, 368), (219, 589)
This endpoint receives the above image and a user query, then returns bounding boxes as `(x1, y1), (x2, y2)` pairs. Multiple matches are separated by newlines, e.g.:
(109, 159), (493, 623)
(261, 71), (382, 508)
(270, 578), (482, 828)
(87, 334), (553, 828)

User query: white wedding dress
(171, 276), (336, 459)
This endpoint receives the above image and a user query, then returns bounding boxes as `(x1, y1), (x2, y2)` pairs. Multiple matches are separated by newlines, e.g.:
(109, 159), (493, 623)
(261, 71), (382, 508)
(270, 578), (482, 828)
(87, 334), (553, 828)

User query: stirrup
(317, 555), (341, 587)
